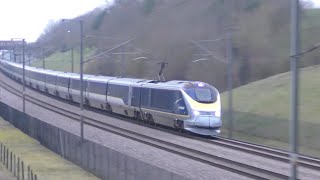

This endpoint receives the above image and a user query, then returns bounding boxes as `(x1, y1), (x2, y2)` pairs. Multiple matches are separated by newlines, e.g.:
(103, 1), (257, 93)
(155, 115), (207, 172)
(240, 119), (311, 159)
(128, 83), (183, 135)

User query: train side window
(59, 77), (69, 88)
(90, 81), (106, 95)
(131, 87), (140, 107)
(46, 74), (56, 85)
(173, 91), (188, 115)
(35, 72), (39, 80)
(121, 85), (129, 105)
(35, 71), (44, 81)
(84, 80), (89, 90)
(141, 88), (151, 107)
(150, 89), (174, 112)
(107, 84), (115, 96)
(34, 72), (39, 80)
(108, 84), (129, 105)
(18, 69), (22, 75)
(71, 79), (80, 90)
(26, 70), (31, 78)
(29, 71), (34, 79)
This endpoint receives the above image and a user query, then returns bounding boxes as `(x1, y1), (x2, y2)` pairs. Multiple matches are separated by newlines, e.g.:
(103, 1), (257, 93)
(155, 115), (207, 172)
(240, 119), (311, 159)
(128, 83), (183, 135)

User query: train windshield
(183, 84), (218, 103)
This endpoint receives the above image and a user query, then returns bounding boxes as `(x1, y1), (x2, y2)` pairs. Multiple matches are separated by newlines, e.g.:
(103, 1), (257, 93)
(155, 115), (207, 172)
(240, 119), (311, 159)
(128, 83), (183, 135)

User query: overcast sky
(0, 0), (319, 43)
(0, 0), (106, 42)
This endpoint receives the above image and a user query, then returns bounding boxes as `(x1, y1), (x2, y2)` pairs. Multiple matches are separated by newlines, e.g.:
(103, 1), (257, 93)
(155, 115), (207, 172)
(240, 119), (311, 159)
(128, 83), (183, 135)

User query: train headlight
(193, 110), (200, 116)
(215, 111), (221, 117)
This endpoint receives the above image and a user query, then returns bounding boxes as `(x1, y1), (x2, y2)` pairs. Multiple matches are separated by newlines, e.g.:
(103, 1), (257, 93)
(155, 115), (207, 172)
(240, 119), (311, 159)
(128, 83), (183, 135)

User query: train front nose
(183, 111), (222, 136)
(194, 115), (222, 128)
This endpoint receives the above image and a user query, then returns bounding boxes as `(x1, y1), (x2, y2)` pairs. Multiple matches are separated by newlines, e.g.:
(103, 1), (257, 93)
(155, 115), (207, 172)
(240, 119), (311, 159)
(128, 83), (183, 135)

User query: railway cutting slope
(221, 64), (320, 157)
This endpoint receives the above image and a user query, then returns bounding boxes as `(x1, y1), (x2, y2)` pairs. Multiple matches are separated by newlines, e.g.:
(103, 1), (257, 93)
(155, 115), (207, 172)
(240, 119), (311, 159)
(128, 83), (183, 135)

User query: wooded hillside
(33, 0), (320, 91)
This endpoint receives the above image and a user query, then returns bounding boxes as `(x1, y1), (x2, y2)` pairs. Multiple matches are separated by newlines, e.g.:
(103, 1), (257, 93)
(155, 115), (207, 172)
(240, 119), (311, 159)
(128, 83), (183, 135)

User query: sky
(0, 0), (319, 43)
(0, 0), (107, 42)
(306, 0), (320, 7)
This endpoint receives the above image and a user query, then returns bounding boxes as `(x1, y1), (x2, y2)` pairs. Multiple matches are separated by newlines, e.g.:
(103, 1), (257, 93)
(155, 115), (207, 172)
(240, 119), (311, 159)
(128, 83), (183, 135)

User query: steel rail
(211, 137), (320, 170)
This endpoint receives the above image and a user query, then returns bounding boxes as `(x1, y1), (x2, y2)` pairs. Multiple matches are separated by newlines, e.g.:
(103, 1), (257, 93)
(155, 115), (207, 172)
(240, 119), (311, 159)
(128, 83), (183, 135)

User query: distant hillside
(221, 64), (320, 157)
(33, 0), (320, 91)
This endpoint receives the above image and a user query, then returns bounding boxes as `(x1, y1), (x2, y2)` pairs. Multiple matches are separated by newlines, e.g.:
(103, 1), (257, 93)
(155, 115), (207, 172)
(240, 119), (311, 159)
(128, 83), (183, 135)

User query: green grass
(221, 65), (320, 157)
(32, 48), (97, 73)
(0, 118), (99, 180)
(302, 8), (320, 28)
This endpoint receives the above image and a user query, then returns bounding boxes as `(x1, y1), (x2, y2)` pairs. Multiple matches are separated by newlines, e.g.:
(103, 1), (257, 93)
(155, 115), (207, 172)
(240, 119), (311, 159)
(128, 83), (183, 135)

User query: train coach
(0, 59), (222, 136)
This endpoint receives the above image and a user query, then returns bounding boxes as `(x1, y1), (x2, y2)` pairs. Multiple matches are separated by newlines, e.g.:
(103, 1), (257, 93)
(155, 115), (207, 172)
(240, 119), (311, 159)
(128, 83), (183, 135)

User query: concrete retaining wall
(0, 102), (186, 180)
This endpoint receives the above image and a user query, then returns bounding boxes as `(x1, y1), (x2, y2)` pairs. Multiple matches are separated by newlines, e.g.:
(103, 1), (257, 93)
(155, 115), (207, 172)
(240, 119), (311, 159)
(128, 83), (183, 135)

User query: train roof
(41, 69), (60, 75)
(56, 72), (78, 78)
(26, 66), (45, 72)
(109, 78), (152, 85)
(0, 60), (217, 90)
(86, 75), (116, 82)
(140, 80), (213, 89)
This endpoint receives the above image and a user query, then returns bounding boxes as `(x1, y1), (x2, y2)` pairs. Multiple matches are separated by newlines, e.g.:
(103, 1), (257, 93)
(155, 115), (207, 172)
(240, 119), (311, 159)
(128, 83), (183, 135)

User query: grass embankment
(32, 48), (97, 73)
(221, 65), (320, 157)
(0, 118), (99, 180)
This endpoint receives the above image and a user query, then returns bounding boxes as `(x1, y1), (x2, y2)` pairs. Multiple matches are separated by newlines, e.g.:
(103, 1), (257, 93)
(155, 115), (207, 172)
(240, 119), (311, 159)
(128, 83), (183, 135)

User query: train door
(126, 85), (135, 117)
(85, 81), (90, 105)
(68, 79), (74, 101)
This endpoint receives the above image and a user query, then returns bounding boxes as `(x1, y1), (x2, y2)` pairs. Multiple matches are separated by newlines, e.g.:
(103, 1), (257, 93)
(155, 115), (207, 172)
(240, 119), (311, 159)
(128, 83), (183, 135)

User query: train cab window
(89, 81), (106, 95)
(184, 84), (218, 103)
(195, 88), (212, 102)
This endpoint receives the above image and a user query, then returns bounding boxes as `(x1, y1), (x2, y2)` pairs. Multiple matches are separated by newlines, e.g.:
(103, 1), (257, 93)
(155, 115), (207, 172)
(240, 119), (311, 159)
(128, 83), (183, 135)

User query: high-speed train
(0, 59), (222, 136)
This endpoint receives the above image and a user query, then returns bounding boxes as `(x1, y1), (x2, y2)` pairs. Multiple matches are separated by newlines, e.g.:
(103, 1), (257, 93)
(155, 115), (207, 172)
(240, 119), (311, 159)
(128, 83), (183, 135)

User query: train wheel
(134, 111), (141, 120)
(147, 114), (155, 125)
(85, 98), (90, 106)
(106, 103), (112, 113)
(175, 119), (184, 133)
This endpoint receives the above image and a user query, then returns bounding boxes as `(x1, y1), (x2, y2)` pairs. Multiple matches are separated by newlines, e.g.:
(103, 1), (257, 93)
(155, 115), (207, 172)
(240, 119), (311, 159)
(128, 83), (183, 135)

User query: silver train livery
(0, 59), (222, 136)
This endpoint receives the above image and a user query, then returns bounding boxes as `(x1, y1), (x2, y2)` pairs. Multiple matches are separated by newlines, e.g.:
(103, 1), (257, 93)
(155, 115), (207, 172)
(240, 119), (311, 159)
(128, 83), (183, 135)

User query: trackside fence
(0, 101), (187, 180)
(0, 142), (38, 180)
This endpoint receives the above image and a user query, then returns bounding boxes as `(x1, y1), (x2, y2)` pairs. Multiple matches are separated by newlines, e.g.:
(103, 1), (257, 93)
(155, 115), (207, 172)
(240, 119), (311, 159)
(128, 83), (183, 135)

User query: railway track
(210, 137), (320, 171)
(1, 78), (320, 179)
